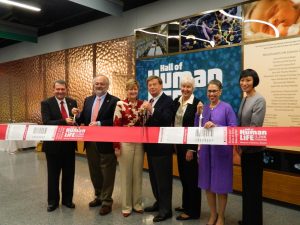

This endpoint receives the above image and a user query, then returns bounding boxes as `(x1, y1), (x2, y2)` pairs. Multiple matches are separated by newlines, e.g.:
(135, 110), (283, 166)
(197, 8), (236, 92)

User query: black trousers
(46, 150), (75, 205)
(241, 151), (263, 225)
(147, 153), (173, 216)
(176, 145), (201, 218)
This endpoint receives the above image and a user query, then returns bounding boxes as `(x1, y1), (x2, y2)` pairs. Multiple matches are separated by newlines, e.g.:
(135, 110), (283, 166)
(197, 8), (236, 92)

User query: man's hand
(71, 107), (80, 115)
(65, 117), (75, 125)
(141, 101), (153, 113)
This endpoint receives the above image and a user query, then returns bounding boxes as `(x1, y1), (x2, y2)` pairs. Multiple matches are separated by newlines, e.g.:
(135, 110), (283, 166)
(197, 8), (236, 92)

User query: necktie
(149, 98), (154, 105)
(60, 101), (68, 119)
(91, 97), (101, 122)
(147, 98), (154, 118)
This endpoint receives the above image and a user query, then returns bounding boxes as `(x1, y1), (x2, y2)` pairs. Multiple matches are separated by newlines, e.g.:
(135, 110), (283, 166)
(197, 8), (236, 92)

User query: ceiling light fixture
(0, 0), (41, 12)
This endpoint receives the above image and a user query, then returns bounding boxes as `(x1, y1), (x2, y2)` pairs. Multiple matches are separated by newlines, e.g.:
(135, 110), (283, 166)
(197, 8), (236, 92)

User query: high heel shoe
(206, 214), (218, 225)
(133, 208), (144, 214)
(215, 215), (225, 225)
(122, 212), (131, 217)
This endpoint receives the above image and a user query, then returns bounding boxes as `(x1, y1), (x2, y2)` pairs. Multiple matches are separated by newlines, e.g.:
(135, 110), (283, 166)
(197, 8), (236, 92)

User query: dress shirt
(55, 97), (69, 118)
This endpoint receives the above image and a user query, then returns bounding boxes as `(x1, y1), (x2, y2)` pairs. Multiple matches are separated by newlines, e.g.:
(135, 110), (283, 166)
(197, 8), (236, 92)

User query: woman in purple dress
(195, 80), (237, 225)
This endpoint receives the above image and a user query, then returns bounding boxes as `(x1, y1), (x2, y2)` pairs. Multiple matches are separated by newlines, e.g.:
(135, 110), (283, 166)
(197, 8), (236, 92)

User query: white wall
(0, 0), (246, 63)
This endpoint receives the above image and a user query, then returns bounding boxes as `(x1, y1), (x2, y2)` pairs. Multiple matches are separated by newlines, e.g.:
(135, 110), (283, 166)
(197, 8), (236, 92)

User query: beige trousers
(118, 142), (144, 213)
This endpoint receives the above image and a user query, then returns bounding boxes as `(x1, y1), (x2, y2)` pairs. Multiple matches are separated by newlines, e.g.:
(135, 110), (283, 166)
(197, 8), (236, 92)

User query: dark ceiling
(0, 0), (158, 48)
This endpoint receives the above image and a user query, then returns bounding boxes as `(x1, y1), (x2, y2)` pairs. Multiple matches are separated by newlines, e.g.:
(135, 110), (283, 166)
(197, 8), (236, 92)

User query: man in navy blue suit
(72, 75), (119, 216)
(142, 75), (174, 222)
(41, 80), (77, 212)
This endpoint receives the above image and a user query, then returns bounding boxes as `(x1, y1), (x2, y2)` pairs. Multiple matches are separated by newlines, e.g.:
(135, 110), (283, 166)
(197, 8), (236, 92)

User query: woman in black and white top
(173, 74), (202, 220)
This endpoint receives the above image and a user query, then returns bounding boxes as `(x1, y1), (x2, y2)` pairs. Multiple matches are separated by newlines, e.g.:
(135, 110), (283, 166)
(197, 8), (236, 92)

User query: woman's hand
(204, 121), (216, 128)
(197, 102), (203, 115)
(114, 148), (121, 157)
(186, 150), (194, 161)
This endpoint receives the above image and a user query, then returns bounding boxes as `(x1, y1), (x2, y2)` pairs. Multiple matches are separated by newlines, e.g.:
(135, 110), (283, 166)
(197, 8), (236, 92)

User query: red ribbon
(1, 125), (300, 147)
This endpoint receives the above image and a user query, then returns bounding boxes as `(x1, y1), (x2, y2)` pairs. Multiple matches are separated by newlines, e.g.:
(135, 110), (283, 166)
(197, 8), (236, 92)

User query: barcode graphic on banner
(195, 128), (214, 143)
(33, 127), (47, 134)
(26, 125), (57, 140)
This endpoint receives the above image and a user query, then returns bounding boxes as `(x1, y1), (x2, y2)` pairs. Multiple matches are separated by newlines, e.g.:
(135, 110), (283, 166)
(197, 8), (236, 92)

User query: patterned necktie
(91, 97), (101, 122)
(149, 98), (154, 105)
(147, 98), (154, 118)
(60, 101), (68, 119)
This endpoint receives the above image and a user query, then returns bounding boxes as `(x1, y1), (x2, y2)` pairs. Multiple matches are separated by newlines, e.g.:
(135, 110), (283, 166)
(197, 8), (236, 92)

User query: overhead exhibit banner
(136, 46), (242, 113)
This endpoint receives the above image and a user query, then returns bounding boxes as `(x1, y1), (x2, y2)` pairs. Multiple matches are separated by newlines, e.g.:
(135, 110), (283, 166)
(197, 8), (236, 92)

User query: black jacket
(41, 96), (77, 154)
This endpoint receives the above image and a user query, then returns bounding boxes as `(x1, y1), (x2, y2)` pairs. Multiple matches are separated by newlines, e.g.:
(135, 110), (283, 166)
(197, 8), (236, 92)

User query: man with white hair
(72, 75), (119, 216)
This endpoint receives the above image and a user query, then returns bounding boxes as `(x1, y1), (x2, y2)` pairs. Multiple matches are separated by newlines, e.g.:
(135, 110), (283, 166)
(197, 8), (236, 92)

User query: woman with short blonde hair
(113, 78), (144, 217)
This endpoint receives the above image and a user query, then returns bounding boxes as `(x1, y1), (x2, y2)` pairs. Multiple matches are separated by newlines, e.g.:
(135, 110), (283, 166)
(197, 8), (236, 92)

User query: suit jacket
(41, 96), (77, 154)
(173, 95), (200, 152)
(145, 93), (174, 156)
(78, 93), (119, 154)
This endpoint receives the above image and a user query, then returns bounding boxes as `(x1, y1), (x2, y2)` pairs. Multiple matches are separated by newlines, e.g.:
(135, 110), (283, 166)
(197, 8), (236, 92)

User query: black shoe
(153, 213), (172, 222)
(99, 205), (112, 216)
(47, 204), (58, 212)
(174, 206), (185, 212)
(89, 198), (102, 207)
(144, 204), (159, 212)
(238, 220), (243, 225)
(62, 202), (75, 208)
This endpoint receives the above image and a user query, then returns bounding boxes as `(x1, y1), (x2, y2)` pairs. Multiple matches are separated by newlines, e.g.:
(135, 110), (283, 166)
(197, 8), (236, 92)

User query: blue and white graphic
(136, 46), (241, 113)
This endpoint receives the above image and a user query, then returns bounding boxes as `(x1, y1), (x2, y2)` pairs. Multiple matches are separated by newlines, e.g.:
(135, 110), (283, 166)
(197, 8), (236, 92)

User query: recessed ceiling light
(0, 0), (41, 12)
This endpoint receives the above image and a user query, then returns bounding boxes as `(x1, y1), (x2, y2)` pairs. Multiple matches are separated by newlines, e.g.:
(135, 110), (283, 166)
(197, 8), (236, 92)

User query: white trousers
(118, 142), (144, 213)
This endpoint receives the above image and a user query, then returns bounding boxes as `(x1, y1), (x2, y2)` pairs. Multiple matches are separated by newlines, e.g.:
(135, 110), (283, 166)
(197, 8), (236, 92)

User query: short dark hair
(147, 75), (162, 85)
(240, 69), (260, 87)
(53, 79), (67, 88)
(208, 79), (223, 90)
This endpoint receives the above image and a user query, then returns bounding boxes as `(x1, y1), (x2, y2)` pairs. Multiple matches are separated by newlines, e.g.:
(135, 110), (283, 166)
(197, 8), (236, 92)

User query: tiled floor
(0, 150), (299, 225)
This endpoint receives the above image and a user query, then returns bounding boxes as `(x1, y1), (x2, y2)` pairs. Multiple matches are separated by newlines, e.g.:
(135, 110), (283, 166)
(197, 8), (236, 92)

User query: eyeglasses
(207, 90), (219, 93)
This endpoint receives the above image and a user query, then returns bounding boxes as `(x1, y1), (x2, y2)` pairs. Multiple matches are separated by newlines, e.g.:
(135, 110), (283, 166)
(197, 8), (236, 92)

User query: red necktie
(60, 101), (68, 119)
(91, 97), (101, 122)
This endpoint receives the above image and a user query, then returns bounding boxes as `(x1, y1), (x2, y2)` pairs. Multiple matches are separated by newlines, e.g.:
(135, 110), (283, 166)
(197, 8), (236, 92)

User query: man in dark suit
(41, 80), (77, 212)
(72, 75), (119, 216)
(142, 75), (174, 223)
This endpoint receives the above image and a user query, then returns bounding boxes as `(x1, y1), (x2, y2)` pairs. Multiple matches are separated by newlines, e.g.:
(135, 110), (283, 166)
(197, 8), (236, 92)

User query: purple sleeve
(226, 104), (238, 127)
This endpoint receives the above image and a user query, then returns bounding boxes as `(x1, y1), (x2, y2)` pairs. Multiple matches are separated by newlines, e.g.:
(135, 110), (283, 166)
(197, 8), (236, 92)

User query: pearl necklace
(210, 101), (220, 110)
